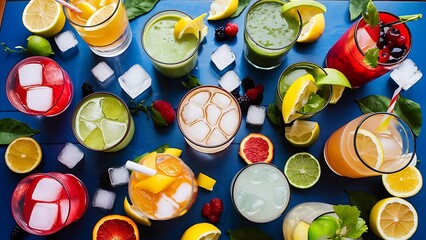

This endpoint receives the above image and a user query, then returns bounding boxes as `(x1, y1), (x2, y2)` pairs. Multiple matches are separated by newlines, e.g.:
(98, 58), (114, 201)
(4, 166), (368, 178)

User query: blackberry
(214, 26), (227, 41)
(237, 95), (251, 113)
(230, 89), (240, 99)
(242, 76), (255, 92)
(81, 82), (94, 97)
(253, 92), (264, 105)
(99, 171), (112, 189)
(10, 225), (25, 240)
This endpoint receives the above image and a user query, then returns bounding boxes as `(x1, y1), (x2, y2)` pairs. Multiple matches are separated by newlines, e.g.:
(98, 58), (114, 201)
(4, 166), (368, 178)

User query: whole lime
(26, 35), (54, 56)
(308, 215), (339, 240)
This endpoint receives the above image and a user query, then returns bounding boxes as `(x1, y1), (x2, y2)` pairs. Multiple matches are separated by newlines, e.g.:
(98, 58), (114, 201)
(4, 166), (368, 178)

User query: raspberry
(208, 214), (220, 223)
(246, 88), (260, 102)
(152, 100), (176, 126)
(215, 26), (227, 41)
(241, 76), (255, 91)
(237, 95), (251, 113)
(254, 92), (264, 105)
(254, 84), (264, 93)
(225, 22), (238, 37)
(210, 198), (224, 216)
(202, 203), (211, 217)
(81, 82), (93, 97)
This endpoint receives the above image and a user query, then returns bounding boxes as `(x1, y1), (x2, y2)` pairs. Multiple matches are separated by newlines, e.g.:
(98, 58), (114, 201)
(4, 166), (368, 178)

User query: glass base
(89, 26), (132, 57)
(244, 52), (281, 70)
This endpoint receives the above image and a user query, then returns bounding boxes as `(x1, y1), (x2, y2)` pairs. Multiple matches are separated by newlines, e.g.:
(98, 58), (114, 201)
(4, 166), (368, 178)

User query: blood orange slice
(239, 133), (274, 164)
(93, 214), (139, 240)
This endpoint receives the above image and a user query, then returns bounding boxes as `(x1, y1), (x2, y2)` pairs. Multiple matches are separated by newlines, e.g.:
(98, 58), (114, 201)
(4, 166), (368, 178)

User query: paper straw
(55, 0), (82, 13)
(387, 85), (403, 113)
(125, 161), (157, 176)
(376, 85), (403, 132)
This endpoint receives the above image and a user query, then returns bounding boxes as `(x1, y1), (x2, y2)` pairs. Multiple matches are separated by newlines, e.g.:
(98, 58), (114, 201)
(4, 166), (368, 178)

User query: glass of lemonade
(64, 0), (132, 57)
(6, 56), (73, 117)
(325, 12), (412, 88)
(128, 153), (198, 220)
(230, 163), (290, 223)
(72, 92), (135, 152)
(11, 173), (88, 236)
(324, 112), (416, 178)
(244, 0), (302, 70)
(177, 85), (242, 154)
(142, 10), (201, 78)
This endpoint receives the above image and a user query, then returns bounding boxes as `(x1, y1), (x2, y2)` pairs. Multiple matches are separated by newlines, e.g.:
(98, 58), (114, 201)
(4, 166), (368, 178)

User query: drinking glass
(142, 10), (201, 78)
(6, 56), (73, 117)
(230, 163), (290, 223)
(64, 0), (132, 57)
(324, 112), (416, 178)
(244, 0), (302, 70)
(128, 153), (198, 220)
(72, 92), (135, 152)
(325, 12), (412, 88)
(177, 85), (242, 154)
(11, 173), (88, 236)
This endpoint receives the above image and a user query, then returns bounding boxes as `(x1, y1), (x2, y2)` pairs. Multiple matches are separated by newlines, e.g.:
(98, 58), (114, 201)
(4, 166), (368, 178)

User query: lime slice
(284, 152), (321, 189)
(84, 127), (105, 149)
(101, 119), (127, 147)
(80, 99), (103, 121)
(281, 0), (326, 23)
(315, 68), (351, 88)
(78, 120), (97, 139)
(285, 120), (320, 147)
(102, 96), (126, 121)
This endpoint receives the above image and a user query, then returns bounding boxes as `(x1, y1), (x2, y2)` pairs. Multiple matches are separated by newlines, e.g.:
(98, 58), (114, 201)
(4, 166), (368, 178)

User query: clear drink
(324, 112), (415, 178)
(72, 92), (135, 152)
(177, 85), (242, 153)
(6, 56), (73, 116)
(128, 153), (198, 220)
(64, 0), (132, 57)
(230, 163), (290, 223)
(11, 173), (88, 236)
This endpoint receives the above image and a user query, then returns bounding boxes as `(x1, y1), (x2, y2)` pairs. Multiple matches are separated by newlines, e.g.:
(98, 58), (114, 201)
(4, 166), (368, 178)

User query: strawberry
(202, 203), (211, 217)
(225, 22), (238, 37)
(152, 100), (175, 126)
(364, 24), (380, 43)
(246, 88), (260, 102)
(210, 198), (224, 216)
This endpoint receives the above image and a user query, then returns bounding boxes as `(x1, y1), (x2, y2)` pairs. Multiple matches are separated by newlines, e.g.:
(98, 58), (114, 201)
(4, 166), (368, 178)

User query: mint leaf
(334, 205), (360, 227)
(346, 190), (379, 223)
(349, 0), (369, 21)
(266, 103), (282, 127)
(228, 227), (273, 240)
(344, 218), (368, 238)
(395, 96), (422, 136)
(230, 0), (251, 18)
(362, 1), (379, 27)
(356, 95), (389, 113)
(0, 118), (40, 144)
(182, 74), (201, 89)
(363, 47), (379, 68)
(125, 0), (159, 20)
(299, 93), (325, 114)
(151, 108), (168, 126)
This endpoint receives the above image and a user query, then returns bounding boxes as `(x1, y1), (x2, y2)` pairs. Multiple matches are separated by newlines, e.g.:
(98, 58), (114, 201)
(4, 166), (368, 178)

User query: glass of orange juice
(64, 0), (132, 57)
(323, 112), (416, 178)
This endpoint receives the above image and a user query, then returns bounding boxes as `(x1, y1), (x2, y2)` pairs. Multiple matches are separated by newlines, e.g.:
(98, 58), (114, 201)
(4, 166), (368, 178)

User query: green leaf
(266, 103), (282, 127)
(182, 74), (201, 89)
(395, 96), (422, 136)
(346, 190), (379, 223)
(349, 0), (369, 21)
(362, 1), (379, 27)
(228, 227), (273, 240)
(363, 47), (379, 68)
(230, 0), (251, 18)
(356, 95), (389, 113)
(151, 108), (168, 126)
(0, 118), (40, 145)
(132, 144), (170, 163)
(344, 218), (369, 238)
(334, 205), (360, 228)
(299, 93), (325, 114)
(125, 0), (159, 20)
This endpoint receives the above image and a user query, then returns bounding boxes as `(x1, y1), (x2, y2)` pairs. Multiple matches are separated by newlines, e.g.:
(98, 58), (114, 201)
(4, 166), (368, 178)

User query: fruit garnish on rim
(174, 13), (207, 40)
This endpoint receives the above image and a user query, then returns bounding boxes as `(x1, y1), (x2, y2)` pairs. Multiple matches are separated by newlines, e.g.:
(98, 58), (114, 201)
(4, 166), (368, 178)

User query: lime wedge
(78, 120), (97, 139)
(101, 119), (127, 147)
(284, 152), (321, 189)
(84, 127), (105, 149)
(281, 0), (326, 23)
(316, 68), (351, 88)
(102, 96), (126, 121)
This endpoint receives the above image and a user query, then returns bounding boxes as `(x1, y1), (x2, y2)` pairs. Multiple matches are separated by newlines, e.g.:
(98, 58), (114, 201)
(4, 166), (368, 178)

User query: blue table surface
(1, 0), (425, 239)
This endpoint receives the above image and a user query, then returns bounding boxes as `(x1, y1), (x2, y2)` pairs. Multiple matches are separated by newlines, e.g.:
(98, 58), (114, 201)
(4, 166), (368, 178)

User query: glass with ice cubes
(128, 153), (198, 220)
(230, 163), (290, 223)
(6, 56), (73, 116)
(11, 172), (88, 236)
(177, 85), (242, 153)
(72, 92), (135, 152)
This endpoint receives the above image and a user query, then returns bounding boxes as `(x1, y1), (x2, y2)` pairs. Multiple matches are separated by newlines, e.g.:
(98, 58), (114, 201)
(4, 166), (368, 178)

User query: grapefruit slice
(239, 133), (274, 164)
(93, 214), (139, 240)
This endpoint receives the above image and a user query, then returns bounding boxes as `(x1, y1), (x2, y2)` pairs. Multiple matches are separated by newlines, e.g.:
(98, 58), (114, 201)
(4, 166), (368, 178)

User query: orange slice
(92, 214), (139, 240)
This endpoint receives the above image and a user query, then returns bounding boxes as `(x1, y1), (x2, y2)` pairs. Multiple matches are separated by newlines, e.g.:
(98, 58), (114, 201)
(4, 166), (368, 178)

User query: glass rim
(63, 0), (121, 28)
(141, 10), (201, 66)
(353, 112), (416, 174)
(176, 85), (242, 149)
(354, 11), (412, 67)
(71, 91), (132, 152)
(244, 0), (302, 51)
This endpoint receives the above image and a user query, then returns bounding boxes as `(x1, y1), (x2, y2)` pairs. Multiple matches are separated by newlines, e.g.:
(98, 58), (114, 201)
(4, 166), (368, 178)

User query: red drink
(6, 56), (73, 116)
(11, 173), (88, 235)
(325, 12), (411, 88)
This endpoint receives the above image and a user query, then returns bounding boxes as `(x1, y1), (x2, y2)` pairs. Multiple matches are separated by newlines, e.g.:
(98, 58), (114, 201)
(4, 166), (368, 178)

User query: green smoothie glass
(142, 10), (201, 78)
(244, 0), (302, 70)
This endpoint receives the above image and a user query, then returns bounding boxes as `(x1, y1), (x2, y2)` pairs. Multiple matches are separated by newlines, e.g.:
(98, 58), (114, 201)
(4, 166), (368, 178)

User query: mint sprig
(363, 48), (379, 68)
(333, 205), (368, 239)
(362, 1), (379, 28)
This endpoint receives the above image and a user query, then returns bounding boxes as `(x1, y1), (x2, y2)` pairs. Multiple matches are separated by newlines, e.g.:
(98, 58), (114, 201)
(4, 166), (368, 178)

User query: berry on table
(246, 88), (260, 102)
(202, 203), (211, 217)
(208, 214), (220, 223)
(210, 198), (224, 216)
(241, 76), (255, 91)
(152, 100), (176, 126)
(215, 26), (227, 41)
(237, 95), (251, 113)
(225, 22), (238, 37)
(81, 82), (93, 97)
(230, 89), (240, 99)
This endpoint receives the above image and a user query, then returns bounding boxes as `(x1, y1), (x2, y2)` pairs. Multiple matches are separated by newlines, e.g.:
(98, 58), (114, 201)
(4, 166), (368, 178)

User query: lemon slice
(22, 0), (66, 37)
(282, 74), (318, 123)
(382, 166), (423, 198)
(123, 197), (151, 226)
(174, 13), (207, 40)
(281, 0), (326, 24)
(74, 1), (97, 21)
(297, 13), (325, 43)
(86, 4), (116, 26)
(181, 222), (221, 240)
(5, 137), (42, 174)
(354, 129), (384, 170)
(207, 0), (238, 21)
(285, 120), (320, 147)
(197, 172), (216, 191)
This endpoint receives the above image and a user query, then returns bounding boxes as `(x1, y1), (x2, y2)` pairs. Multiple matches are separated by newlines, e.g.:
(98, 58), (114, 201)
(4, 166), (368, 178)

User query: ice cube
(43, 61), (64, 86)
(218, 70), (240, 92)
(246, 105), (266, 126)
(219, 109), (239, 136)
(108, 165), (130, 187)
(155, 194), (179, 219)
(189, 91), (211, 106)
(181, 103), (204, 125)
(249, 166), (266, 184)
(29, 202), (59, 231)
(390, 59), (422, 90)
(92, 189), (116, 210)
(18, 63), (42, 87)
(206, 104), (222, 125)
(206, 128), (227, 146)
(54, 30), (78, 55)
(91, 61), (114, 83)
(58, 142), (84, 169)
(59, 199), (70, 224)
(187, 121), (211, 142)
(32, 178), (63, 202)
(272, 186), (289, 208)
(211, 44), (236, 71)
(172, 182), (192, 203)
(234, 189), (264, 216)
(118, 64), (152, 99)
(211, 92), (231, 109)
(357, 28), (377, 52)
(26, 86), (53, 112)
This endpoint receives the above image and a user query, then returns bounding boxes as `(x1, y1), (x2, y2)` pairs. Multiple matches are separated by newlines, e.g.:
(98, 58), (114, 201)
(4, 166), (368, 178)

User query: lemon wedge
(285, 120), (320, 147)
(174, 13), (207, 40)
(164, 148), (183, 157)
(207, 0), (238, 20)
(123, 197), (151, 226)
(197, 173), (216, 191)
(297, 13), (325, 43)
(181, 223), (221, 240)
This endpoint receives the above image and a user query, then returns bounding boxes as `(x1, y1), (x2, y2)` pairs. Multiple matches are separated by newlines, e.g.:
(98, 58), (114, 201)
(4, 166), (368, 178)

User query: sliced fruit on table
(369, 197), (418, 240)
(207, 0), (238, 21)
(382, 166), (423, 198)
(197, 172), (216, 191)
(5, 137), (42, 174)
(180, 222), (221, 240)
(239, 133), (274, 164)
(297, 13), (325, 43)
(92, 214), (139, 240)
(174, 13), (207, 40)
(285, 120), (320, 147)
(354, 129), (384, 170)
(123, 197), (151, 226)
(281, 0), (326, 24)
(22, 0), (65, 37)
(284, 152), (321, 189)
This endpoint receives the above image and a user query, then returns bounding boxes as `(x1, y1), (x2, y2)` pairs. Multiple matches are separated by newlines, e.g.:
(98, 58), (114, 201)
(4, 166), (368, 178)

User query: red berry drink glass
(11, 173), (88, 236)
(325, 12), (411, 88)
(6, 56), (73, 116)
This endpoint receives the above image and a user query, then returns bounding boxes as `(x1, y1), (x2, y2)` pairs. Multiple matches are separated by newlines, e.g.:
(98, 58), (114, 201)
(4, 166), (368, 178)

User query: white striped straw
(55, 0), (82, 13)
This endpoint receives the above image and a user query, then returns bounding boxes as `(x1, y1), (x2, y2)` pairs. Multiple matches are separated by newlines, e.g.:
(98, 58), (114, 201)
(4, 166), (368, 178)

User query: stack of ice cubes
(118, 64), (152, 99)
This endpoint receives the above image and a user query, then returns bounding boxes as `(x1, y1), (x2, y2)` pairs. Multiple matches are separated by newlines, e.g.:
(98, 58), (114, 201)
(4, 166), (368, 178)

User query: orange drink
(64, 0), (131, 57)
(324, 113), (415, 178)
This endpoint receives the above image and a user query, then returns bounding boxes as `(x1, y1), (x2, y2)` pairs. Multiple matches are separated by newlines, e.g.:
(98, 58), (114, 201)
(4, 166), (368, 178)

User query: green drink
(142, 10), (200, 78)
(72, 92), (134, 152)
(244, 0), (301, 70)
